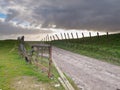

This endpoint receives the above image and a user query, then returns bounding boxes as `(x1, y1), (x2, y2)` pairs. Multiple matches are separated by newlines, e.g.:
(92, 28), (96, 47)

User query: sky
(0, 0), (120, 40)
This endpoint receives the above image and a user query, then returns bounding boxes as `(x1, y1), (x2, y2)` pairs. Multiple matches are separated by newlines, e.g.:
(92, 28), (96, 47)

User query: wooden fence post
(82, 33), (84, 38)
(64, 33), (67, 39)
(97, 32), (99, 38)
(21, 36), (24, 44)
(48, 46), (52, 78)
(55, 34), (59, 40)
(53, 35), (55, 40)
(47, 35), (49, 42)
(71, 32), (74, 39)
(89, 32), (91, 38)
(67, 33), (70, 39)
(107, 32), (109, 38)
(48, 35), (49, 41)
(50, 36), (52, 41)
(76, 32), (79, 39)
(60, 33), (63, 40)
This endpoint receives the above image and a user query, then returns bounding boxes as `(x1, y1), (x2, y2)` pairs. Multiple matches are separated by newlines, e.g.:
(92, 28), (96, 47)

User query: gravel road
(52, 47), (120, 90)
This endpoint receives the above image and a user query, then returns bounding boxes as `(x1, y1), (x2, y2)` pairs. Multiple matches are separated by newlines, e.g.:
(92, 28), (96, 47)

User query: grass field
(51, 33), (120, 66)
(0, 40), (65, 90)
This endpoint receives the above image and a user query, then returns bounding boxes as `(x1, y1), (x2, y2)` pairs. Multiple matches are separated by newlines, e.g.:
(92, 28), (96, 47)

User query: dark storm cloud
(32, 0), (120, 31)
(1, 0), (120, 32)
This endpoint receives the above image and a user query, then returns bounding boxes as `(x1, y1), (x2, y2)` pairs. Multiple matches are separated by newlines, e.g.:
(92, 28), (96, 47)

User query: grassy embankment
(52, 33), (120, 66)
(0, 40), (64, 90)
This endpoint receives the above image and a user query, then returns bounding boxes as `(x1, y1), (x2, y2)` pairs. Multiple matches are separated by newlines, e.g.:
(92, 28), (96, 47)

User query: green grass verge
(0, 40), (64, 90)
(51, 33), (120, 66)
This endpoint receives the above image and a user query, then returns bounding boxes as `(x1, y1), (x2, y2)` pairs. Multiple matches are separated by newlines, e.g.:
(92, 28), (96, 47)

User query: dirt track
(52, 47), (120, 90)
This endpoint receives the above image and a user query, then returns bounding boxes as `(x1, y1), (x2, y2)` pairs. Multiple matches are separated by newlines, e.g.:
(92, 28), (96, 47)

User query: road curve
(52, 47), (120, 90)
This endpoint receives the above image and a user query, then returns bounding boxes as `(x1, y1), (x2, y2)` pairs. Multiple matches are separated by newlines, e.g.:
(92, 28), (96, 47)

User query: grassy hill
(51, 33), (120, 66)
(0, 40), (65, 90)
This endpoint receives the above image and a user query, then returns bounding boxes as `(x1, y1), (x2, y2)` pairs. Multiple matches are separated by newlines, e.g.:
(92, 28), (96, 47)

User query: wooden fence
(18, 36), (53, 78)
(41, 32), (109, 42)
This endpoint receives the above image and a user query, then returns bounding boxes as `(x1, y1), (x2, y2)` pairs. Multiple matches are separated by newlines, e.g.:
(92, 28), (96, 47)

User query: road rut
(52, 47), (120, 90)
